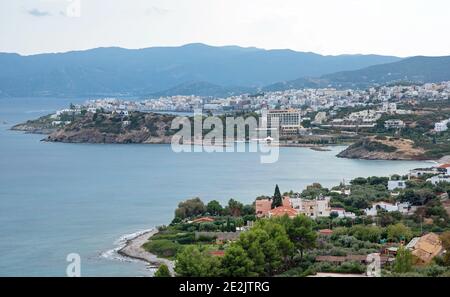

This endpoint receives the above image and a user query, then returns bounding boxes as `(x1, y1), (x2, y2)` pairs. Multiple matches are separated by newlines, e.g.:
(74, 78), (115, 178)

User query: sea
(0, 97), (433, 276)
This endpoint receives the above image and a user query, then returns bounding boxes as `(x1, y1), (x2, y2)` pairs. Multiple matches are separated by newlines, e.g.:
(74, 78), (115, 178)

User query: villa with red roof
(255, 196), (291, 217)
(268, 206), (298, 218)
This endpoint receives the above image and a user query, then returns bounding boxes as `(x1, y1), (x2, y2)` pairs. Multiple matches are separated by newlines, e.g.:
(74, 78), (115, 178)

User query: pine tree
(271, 184), (282, 209)
(154, 264), (171, 277)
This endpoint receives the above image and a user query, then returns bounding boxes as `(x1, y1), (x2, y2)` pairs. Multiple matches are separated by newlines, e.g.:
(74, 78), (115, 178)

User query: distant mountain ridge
(264, 56), (450, 91)
(0, 43), (401, 98)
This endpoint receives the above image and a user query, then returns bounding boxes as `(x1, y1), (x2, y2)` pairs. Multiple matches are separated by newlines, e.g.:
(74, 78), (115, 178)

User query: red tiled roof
(209, 250), (225, 257)
(191, 217), (215, 223)
(318, 229), (333, 235)
(269, 206), (298, 218)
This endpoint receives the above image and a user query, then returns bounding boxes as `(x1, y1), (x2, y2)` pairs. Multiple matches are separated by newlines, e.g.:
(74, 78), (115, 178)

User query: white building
(330, 208), (356, 219)
(437, 164), (450, 174)
(382, 102), (397, 114)
(427, 175), (450, 185)
(435, 120), (449, 132)
(388, 180), (407, 191)
(409, 167), (445, 178)
(289, 196), (331, 219)
(364, 202), (411, 216)
(267, 109), (302, 136)
(384, 119), (405, 129)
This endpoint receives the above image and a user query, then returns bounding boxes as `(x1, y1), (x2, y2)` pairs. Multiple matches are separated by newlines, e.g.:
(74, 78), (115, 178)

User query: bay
(0, 98), (432, 276)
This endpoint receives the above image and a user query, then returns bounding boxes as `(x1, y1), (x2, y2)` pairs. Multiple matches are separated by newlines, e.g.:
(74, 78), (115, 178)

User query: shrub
(143, 239), (181, 258)
(154, 264), (171, 277)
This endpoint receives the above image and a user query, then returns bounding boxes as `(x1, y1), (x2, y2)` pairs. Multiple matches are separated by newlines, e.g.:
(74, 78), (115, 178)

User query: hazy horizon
(1, 0), (450, 57)
(0, 42), (423, 58)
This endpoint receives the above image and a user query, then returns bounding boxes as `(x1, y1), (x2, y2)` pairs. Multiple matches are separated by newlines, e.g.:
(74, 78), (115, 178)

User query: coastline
(117, 228), (175, 275)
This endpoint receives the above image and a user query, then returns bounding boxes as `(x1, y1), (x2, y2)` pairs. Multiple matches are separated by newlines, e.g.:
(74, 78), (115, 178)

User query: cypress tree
(271, 184), (282, 209)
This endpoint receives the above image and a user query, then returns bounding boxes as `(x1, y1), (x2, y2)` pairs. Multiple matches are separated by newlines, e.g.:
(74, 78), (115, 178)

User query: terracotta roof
(318, 229), (334, 235)
(191, 217), (215, 223)
(268, 206), (298, 218)
(209, 250), (225, 257)
(331, 208), (345, 211)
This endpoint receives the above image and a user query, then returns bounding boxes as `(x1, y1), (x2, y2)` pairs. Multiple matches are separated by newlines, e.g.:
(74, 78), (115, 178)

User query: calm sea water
(0, 98), (433, 276)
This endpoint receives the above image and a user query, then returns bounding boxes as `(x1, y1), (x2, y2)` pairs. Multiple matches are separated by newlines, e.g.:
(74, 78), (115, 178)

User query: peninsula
(11, 81), (450, 161)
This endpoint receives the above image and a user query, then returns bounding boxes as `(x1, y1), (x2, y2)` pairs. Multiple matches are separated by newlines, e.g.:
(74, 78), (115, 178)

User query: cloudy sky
(1, 0), (449, 57)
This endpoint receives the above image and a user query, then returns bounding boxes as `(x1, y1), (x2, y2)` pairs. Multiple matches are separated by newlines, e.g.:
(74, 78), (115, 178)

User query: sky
(1, 0), (449, 57)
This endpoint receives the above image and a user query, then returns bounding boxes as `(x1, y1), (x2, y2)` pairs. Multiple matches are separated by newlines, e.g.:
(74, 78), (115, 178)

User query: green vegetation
(149, 172), (450, 277)
(174, 197), (206, 219)
(154, 264), (171, 277)
(174, 216), (315, 277)
(392, 246), (413, 273)
(271, 184), (283, 208)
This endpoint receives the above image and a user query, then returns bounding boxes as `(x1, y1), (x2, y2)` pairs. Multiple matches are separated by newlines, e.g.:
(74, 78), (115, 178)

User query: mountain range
(0, 43), (449, 98)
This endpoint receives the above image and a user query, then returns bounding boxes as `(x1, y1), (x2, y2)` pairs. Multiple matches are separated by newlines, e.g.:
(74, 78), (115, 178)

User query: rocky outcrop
(337, 136), (427, 160)
(14, 111), (178, 144)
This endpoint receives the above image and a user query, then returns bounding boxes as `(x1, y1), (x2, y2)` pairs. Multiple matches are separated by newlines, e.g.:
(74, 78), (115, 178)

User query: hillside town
(62, 81), (450, 114)
(43, 81), (450, 137)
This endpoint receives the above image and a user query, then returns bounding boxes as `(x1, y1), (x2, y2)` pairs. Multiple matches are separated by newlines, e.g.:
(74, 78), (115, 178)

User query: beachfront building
(437, 164), (450, 174)
(409, 167), (445, 178)
(267, 109), (302, 136)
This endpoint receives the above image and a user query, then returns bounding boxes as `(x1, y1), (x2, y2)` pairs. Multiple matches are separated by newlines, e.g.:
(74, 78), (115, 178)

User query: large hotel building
(266, 109), (302, 136)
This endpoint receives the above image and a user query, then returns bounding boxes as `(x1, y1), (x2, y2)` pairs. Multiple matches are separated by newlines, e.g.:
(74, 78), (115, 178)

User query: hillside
(0, 43), (400, 97)
(265, 56), (450, 91)
(322, 56), (450, 88)
(337, 136), (427, 160)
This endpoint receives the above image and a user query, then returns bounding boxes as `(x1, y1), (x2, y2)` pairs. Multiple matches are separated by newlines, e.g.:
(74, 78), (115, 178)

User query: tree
(440, 231), (450, 266)
(393, 246), (413, 273)
(271, 184), (282, 209)
(387, 223), (412, 242)
(174, 246), (221, 277)
(259, 219), (295, 268)
(351, 177), (367, 185)
(228, 199), (244, 217)
(242, 204), (255, 216)
(235, 228), (266, 276)
(174, 197), (206, 219)
(206, 200), (223, 216)
(221, 245), (255, 277)
(349, 225), (382, 243)
(154, 264), (171, 277)
(301, 183), (327, 199)
(285, 215), (317, 260)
